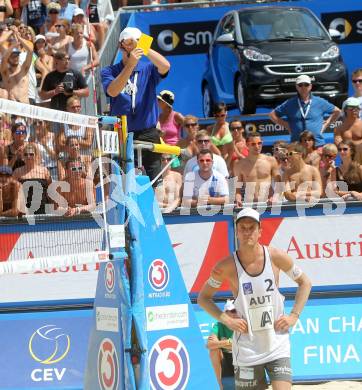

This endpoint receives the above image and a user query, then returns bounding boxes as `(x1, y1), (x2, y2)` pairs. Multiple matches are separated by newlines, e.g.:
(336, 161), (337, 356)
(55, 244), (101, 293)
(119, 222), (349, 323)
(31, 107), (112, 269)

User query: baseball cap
(224, 299), (236, 312)
(342, 97), (360, 110)
(35, 34), (46, 43)
(47, 2), (60, 11)
(119, 27), (141, 42)
(11, 47), (21, 55)
(236, 208), (260, 224)
(295, 75), (312, 85)
(73, 8), (84, 17)
(157, 90), (174, 107)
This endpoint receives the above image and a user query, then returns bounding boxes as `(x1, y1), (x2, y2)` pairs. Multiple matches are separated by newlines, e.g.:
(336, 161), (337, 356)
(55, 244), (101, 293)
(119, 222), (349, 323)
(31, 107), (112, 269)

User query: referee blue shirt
(101, 60), (162, 132)
(274, 94), (335, 146)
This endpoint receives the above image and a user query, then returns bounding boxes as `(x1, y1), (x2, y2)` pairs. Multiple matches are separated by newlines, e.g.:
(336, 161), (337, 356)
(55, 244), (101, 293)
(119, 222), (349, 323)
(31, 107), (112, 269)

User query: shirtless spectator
(182, 150), (229, 208)
(183, 130), (228, 178)
(299, 130), (321, 167)
(319, 143), (338, 198)
(228, 119), (248, 173)
(56, 158), (95, 217)
(334, 97), (362, 164)
(0, 30), (33, 104)
(351, 68), (362, 118)
(0, 165), (20, 217)
(155, 154), (182, 213)
(233, 132), (279, 205)
(283, 142), (322, 202)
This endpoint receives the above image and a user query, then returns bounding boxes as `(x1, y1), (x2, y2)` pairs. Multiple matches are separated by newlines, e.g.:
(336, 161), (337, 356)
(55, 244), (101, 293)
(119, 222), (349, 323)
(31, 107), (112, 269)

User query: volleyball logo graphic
(149, 336), (190, 390)
(28, 325), (70, 364)
(98, 338), (119, 390)
(148, 259), (169, 291)
(105, 262), (115, 293)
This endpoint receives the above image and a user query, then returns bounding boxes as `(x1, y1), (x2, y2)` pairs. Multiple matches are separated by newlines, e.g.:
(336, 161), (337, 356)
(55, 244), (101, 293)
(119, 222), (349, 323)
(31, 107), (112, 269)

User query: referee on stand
(101, 27), (170, 185)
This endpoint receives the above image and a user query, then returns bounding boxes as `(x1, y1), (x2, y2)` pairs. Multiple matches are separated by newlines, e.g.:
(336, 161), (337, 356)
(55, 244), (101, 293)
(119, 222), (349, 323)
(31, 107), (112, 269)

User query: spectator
(44, 2), (61, 33)
(87, 0), (110, 50)
(299, 130), (320, 167)
(1, 30), (33, 104)
(101, 26), (170, 185)
(157, 89), (184, 145)
(0, 0), (13, 23)
(10, 0), (21, 19)
(334, 97), (362, 164)
(335, 140), (362, 201)
(182, 149), (229, 208)
(57, 135), (91, 180)
(68, 23), (99, 77)
(183, 130), (228, 178)
(269, 74), (341, 147)
(39, 50), (89, 111)
(56, 96), (94, 155)
(272, 140), (289, 178)
(13, 142), (51, 215)
(207, 299), (235, 390)
(71, 8), (97, 48)
(58, 0), (77, 23)
(233, 132), (280, 205)
(56, 158), (96, 217)
(351, 68), (362, 119)
(7, 122), (28, 170)
(33, 120), (57, 180)
(34, 34), (54, 87)
(0, 165), (20, 217)
(283, 142), (322, 202)
(21, 0), (48, 34)
(155, 154), (182, 212)
(176, 114), (199, 173)
(0, 113), (12, 147)
(47, 19), (72, 54)
(207, 102), (233, 161)
(228, 119), (247, 172)
(319, 143), (338, 198)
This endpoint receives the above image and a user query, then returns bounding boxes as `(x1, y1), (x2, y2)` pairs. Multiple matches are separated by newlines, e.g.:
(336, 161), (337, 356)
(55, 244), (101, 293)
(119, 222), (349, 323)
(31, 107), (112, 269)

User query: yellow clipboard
(137, 33), (153, 56)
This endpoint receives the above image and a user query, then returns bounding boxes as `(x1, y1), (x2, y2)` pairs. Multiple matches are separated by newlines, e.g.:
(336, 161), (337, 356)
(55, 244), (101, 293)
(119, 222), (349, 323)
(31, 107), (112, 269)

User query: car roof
(235, 6), (311, 12)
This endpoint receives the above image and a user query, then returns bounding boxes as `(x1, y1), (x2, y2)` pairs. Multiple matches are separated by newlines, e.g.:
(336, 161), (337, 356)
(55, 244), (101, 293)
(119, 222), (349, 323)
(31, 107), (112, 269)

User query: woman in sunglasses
(7, 122), (28, 170)
(335, 140), (362, 201)
(299, 130), (320, 168)
(319, 143), (337, 198)
(13, 143), (51, 215)
(47, 19), (72, 54)
(351, 68), (362, 120)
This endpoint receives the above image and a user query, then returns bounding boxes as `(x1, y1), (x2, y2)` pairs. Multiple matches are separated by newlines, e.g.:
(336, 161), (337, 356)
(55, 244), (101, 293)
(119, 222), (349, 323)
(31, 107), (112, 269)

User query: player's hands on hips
(220, 312), (248, 333)
(274, 314), (298, 332)
(128, 48), (144, 67)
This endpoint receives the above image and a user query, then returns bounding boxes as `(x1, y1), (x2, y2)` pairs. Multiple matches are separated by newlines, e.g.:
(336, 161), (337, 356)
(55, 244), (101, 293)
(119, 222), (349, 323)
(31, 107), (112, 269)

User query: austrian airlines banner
(260, 214), (362, 289)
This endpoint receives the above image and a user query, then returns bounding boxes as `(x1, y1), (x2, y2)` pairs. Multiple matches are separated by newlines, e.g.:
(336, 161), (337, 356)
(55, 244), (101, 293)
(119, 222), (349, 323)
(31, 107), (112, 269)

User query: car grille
(264, 63), (330, 75)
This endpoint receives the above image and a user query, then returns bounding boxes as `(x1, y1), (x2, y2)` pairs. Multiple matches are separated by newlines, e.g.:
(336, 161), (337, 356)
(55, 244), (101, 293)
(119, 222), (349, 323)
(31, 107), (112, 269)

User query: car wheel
(202, 83), (214, 118)
(235, 76), (256, 114)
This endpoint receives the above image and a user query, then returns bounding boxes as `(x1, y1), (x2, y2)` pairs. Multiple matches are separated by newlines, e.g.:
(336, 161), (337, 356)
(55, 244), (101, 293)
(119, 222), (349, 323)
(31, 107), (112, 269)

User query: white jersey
(232, 246), (290, 366)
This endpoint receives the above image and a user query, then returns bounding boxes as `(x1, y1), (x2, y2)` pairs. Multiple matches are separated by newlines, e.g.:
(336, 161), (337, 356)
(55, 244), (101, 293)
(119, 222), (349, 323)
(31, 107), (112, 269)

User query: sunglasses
(323, 154), (336, 159)
(198, 158), (212, 163)
(215, 113), (226, 118)
(70, 166), (83, 172)
(69, 105), (81, 109)
(301, 138), (313, 142)
(24, 152), (35, 157)
(197, 139), (210, 144)
(49, 9), (59, 13)
(162, 157), (172, 161)
(249, 142), (262, 146)
(345, 106), (360, 110)
(338, 147), (349, 152)
(352, 79), (362, 84)
(55, 24), (64, 28)
(287, 151), (300, 156)
(231, 126), (243, 131)
(297, 83), (310, 87)
(15, 130), (26, 135)
(184, 123), (197, 127)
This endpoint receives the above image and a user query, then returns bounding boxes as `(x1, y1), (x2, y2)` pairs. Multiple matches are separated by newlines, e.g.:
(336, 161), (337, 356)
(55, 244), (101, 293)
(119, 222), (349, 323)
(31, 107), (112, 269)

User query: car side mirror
(328, 29), (340, 38)
(215, 33), (235, 44)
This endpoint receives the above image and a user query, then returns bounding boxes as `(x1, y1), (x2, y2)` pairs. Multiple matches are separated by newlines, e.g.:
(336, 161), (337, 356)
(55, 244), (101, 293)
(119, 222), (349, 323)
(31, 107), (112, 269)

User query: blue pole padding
(98, 116), (120, 125)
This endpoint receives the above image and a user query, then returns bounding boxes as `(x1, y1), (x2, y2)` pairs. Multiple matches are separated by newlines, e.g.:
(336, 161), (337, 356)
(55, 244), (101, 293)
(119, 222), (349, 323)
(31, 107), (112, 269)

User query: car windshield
(238, 8), (329, 43)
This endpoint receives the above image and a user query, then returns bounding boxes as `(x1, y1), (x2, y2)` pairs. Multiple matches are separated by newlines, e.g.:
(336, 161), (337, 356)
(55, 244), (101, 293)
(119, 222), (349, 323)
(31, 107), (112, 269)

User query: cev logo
(149, 336), (190, 390)
(329, 18), (352, 40)
(157, 30), (180, 52)
(29, 325), (70, 364)
(148, 259), (169, 291)
(105, 261), (115, 293)
(98, 338), (119, 390)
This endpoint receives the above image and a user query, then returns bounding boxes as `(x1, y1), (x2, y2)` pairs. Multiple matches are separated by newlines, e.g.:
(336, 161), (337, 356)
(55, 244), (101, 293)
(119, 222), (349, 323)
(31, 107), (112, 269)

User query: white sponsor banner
(146, 304), (189, 331)
(271, 215), (362, 288)
(96, 307), (119, 332)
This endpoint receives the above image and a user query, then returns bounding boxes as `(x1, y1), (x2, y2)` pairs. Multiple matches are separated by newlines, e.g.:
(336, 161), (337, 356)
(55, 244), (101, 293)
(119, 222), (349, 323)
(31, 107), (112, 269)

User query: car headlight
(321, 45), (339, 59)
(243, 48), (272, 62)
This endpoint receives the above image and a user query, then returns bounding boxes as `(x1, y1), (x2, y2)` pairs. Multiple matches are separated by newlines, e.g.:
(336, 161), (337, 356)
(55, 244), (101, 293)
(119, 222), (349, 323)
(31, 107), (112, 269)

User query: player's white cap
(224, 299), (236, 312)
(119, 27), (142, 42)
(236, 208), (260, 224)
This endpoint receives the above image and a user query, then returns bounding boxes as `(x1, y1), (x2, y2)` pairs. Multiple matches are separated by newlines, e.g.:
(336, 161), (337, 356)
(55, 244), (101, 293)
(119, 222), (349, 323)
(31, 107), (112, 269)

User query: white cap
(119, 27), (142, 42)
(295, 75), (312, 85)
(73, 8), (84, 16)
(236, 208), (260, 224)
(342, 97), (360, 109)
(35, 34), (46, 42)
(224, 299), (236, 312)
